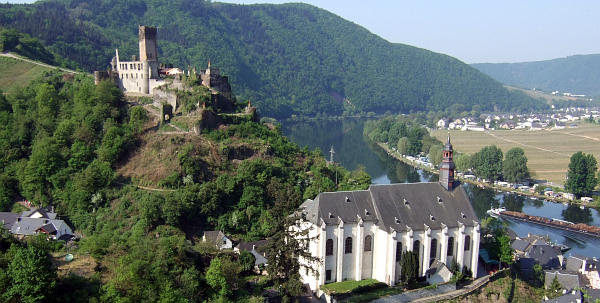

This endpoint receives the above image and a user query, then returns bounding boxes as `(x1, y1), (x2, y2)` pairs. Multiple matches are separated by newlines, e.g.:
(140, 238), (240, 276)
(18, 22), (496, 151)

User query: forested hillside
(473, 54), (600, 96)
(0, 70), (371, 301)
(0, 0), (545, 117)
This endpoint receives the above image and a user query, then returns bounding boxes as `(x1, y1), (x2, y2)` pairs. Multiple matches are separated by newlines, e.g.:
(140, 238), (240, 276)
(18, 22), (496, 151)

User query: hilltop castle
(94, 25), (234, 112)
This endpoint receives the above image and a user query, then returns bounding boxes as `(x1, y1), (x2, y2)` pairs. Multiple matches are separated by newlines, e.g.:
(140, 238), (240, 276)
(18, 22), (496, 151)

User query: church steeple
(439, 133), (456, 190)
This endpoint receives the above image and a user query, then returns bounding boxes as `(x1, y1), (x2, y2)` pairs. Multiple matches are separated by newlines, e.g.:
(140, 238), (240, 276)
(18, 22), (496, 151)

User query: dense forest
(0, 0), (547, 118)
(0, 70), (371, 301)
(473, 54), (600, 96)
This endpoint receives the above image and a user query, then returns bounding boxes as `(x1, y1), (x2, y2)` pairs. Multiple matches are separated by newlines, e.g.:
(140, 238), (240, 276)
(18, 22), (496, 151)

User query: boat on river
(496, 210), (600, 238)
(486, 207), (506, 218)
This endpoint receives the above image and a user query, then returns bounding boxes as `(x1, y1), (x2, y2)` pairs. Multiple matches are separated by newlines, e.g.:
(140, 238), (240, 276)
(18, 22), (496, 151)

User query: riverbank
(374, 142), (599, 209)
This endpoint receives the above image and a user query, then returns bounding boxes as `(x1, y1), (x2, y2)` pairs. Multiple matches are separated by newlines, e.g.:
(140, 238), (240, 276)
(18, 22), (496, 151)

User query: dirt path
(553, 130), (600, 142)
(1, 52), (80, 74)
(485, 131), (571, 157)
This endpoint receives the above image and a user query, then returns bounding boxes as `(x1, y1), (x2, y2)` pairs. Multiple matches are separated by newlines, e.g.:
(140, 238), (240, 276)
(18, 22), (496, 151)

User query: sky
(4, 0), (599, 63)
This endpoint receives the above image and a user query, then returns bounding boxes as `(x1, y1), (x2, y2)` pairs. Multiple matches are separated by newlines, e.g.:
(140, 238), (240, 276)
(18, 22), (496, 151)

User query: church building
(297, 135), (480, 292)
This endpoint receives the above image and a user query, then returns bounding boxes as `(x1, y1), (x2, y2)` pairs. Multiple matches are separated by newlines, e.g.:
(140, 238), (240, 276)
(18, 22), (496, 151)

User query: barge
(490, 208), (600, 238)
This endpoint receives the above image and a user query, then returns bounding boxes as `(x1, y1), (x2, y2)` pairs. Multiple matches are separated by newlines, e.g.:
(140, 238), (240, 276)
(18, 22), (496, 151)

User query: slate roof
(203, 231), (227, 244)
(511, 239), (530, 252)
(37, 223), (57, 234)
(545, 270), (586, 291)
(565, 255), (585, 272)
(545, 290), (582, 303)
(525, 244), (561, 269)
(10, 218), (69, 236)
(426, 259), (451, 277)
(235, 240), (268, 254)
(301, 183), (478, 232)
(21, 206), (57, 220)
(0, 212), (18, 230)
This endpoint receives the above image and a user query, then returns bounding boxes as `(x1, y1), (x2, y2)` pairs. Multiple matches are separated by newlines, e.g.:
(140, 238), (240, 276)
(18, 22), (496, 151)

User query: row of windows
(120, 73), (144, 80)
(325, 235), (471, 257)
(119, 63), (142, 71)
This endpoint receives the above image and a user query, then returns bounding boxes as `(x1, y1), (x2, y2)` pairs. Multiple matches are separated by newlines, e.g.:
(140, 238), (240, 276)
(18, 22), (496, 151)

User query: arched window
(326, 239), (333, 256)
(364, 235), (372, 252)
(345, 237), (353, 254)
(413, 240), (421, 268)
(464, 235), (471, 251)
(447, 237), (454, 256)
(430, 238), (438, 260)
(396, 242), (402, 262)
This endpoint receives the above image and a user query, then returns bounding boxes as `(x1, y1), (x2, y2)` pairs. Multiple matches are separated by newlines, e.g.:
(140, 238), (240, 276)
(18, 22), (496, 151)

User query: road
(1, 52), (81, 74)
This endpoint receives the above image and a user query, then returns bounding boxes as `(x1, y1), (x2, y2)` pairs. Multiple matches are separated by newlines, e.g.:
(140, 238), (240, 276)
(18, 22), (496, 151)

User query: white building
(297, 136), (480, 293)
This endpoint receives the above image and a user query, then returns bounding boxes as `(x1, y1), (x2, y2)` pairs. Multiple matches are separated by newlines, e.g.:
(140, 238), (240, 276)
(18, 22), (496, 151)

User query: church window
(326, 270), (332, 281)
(364, 235), (372, 252)
(447, 237), (454, 256)
(413, 240), (420, 268)
(430, 238), (438, 264)
(345, 237), (352, 254)
(464, 235), (471, 251)
(326, 239), (333, 256)
(396, 242), (402, 262)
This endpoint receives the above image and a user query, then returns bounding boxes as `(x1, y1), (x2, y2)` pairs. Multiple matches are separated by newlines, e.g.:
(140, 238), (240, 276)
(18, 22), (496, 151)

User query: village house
(296, 136), (480, 293)
(201, 231), (233, 250)
(0, 206), (73, 240)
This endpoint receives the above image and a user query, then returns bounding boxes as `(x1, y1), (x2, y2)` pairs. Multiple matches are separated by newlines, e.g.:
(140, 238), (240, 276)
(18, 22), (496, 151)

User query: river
(282, 118), (600, 258)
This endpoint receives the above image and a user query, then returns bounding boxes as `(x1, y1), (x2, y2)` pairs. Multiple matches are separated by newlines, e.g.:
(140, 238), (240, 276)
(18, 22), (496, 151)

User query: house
(296, 136), (480, 293)
(202, 231), (233, 250)
(0, 212), (18, 230)
(8, 206), (73, 240)
(565, 255), (600, 289)
(525, 244), (562, 269)
(426, 259), (454, 284)
(554, 122), (566, 130)
(530, 123), (543, 131)
(437, 119), (448, 129)
(545, 270), (587, 292)
(234, 240), (269, 269)
(544, 290), (582, 303)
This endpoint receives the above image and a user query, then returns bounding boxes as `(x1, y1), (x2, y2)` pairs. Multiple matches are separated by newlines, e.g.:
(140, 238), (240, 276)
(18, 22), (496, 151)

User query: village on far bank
(436, 106), (600, 131)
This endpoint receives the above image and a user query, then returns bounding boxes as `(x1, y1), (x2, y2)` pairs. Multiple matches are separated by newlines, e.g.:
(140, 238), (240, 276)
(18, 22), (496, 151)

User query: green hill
(0, 1), (546, 117)
(0, 56), (53, 91)
(472, 54), (600, 96)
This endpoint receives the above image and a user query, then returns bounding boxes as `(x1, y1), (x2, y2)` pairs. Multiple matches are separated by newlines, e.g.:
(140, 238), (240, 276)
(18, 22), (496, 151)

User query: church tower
(439, 134), (456, 190)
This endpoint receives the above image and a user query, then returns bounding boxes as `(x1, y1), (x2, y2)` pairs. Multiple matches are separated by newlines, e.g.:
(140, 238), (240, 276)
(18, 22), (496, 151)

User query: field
(431, 123), (600, 185)
(0, 56), (53, 91)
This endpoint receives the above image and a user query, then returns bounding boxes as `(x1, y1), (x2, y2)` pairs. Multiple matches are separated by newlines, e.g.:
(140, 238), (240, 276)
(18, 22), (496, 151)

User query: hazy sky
(5, 0), (599, 63)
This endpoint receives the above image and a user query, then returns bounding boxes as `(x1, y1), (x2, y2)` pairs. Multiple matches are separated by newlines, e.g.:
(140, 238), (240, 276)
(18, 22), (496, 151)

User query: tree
(239, 250), (256, 273)
(265, 213), (320, 300)
(565, 152), (598, 198)
(397, 137), (410, 155)
(497, 235), (513, 267)
(400, 251), (418, 284)
(546, 275), (563, 299)
(454, 153), (472, 172)
(205, 257), (231, 300)
(503, 147), (529, 183)
(473, 145), (503, 181)
(533, 264), (544, 286)
(4, 246), (56, 303)
(428, 144), (443, 166)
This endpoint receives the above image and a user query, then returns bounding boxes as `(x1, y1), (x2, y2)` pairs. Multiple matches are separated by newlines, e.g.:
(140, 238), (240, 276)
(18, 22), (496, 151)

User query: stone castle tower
(439, 134), (456, 190)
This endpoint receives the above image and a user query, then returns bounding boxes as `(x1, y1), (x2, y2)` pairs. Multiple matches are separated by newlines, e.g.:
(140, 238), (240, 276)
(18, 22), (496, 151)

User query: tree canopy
(502, 147), (529, 183)
(565, 151), (598, 198)
(472, 145), (503, 181)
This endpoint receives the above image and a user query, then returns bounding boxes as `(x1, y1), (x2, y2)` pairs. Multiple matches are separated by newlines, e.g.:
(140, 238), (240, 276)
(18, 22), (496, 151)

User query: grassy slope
(431, 123), (600, 184)
(0, 56), (53, 91)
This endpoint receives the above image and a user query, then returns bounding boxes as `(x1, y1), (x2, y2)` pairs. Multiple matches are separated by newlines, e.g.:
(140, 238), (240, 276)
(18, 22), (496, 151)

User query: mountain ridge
(0, 0), (546, 117)
(472, 53), (600, 96)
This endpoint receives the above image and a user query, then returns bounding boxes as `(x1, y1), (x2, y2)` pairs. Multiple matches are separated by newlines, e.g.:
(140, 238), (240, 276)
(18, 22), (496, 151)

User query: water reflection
(503, 193), (525, 212)
(562, 205), (593, 224)
(467, 185), (500, 219)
